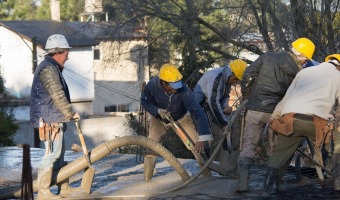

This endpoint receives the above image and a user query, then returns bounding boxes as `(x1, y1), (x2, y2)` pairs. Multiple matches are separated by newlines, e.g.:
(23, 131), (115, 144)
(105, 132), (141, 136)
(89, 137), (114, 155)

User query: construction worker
(236, 37), (315, 193)
(194, 59), (247, 134)
(263, 54), (340, 195)
(194, 59), (247, 171)
(141, 63), (213, 181)
(30, 34), (84, 199)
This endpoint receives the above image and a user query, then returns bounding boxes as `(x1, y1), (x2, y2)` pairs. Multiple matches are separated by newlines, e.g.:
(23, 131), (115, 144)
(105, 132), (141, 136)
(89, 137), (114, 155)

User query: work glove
(157, 109), (170, 124)
(223, 107), (232, 114)
(72, 112), (81, 121)
(270, 111), (281, 122)
(157, 109), (168, 118)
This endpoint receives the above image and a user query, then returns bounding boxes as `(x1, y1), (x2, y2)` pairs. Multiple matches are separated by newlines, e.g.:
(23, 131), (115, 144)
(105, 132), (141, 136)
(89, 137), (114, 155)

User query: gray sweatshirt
(194, 66), (233, 126)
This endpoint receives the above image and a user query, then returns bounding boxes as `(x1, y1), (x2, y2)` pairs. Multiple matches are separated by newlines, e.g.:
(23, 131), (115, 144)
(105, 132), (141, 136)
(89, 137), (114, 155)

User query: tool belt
(271, 113), (334, 147)
(312, 116), (333, 148)
(39, 122), (61, 141)
(270, 113), (295, 136)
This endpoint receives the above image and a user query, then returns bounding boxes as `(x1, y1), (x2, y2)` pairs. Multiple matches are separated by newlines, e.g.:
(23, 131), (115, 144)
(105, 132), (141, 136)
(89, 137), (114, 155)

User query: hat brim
(169, 81), (183, 89)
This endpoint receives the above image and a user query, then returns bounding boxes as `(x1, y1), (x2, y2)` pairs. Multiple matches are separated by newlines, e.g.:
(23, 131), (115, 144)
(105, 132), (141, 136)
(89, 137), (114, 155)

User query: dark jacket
(241, 51), (302, 113)
(30, 55), (73, 128)
(141, 77), (211, 137)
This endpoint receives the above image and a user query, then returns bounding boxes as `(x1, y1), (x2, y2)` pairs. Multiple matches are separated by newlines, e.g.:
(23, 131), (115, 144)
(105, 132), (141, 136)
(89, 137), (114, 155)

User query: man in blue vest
(30, 34), (82, 199)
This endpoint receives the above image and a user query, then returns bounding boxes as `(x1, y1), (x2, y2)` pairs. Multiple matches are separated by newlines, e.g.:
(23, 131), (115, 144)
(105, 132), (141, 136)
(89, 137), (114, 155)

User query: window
(105, 104), (130, 112)
(94, 49), (100, 60)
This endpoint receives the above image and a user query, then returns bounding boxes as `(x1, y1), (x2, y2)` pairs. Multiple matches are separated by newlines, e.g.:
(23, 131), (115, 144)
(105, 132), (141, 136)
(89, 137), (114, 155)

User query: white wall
(5, 106), (30, 121)
(92, 40), (149, 115)
(0, 27), (39, 98)
(0, 27), (95, 102)
(63, 47), (95, 101)
(14, 116), (137, 150)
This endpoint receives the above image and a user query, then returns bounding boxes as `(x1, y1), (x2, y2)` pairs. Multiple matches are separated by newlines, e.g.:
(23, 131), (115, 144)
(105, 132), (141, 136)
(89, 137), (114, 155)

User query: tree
(2, 0), (340, 83)
(247, 0), (340, 59)
(0, 0), (85, 21)
(0, 68), (18, 146)
(101, 0), (340, 85)
(0, 110), (18, 146)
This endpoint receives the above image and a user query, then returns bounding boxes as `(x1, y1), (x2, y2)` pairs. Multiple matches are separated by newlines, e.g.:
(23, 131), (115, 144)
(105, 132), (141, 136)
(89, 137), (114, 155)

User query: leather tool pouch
(270, 113), (295, 136)
(313, 116), (333, 147)
(39, 123), (60, 141)
(39, 124), (50, 141)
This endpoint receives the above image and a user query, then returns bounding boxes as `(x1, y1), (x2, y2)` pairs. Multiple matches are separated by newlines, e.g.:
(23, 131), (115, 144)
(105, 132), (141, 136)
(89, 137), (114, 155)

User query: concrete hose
(1, 135), (190, 199)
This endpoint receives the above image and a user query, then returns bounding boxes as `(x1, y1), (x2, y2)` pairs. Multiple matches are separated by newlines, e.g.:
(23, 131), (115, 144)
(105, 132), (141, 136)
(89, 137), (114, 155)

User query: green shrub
(0, 111), (18, 146)
(0, 74), (18, 146)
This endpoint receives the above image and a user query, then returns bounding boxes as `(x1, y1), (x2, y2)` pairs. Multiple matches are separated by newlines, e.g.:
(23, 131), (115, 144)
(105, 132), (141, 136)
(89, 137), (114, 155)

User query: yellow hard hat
(292, 38), (315, 60)
(159, 63), (183, 82)
(229, 59), (247, 80)
(325, 54), (340, 62)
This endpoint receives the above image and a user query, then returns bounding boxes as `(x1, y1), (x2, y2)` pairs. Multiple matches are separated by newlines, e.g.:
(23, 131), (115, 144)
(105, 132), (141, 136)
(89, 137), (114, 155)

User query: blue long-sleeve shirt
(141, 77), (212, 140)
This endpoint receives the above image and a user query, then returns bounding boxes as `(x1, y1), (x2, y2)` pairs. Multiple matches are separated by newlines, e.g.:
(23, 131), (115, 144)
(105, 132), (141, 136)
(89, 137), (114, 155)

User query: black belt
(294, 113), (313, 121)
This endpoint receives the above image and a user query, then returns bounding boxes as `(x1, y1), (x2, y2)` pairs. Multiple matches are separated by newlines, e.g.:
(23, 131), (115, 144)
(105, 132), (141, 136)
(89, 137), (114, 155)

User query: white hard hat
(45, 34), (71, 53)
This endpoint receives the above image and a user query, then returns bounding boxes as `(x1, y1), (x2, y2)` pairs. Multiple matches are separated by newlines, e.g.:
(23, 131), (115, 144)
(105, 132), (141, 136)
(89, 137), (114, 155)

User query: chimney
(50, 0), (60, 21)
(81, 0), (106, 22)
(85, 0), (103, 13)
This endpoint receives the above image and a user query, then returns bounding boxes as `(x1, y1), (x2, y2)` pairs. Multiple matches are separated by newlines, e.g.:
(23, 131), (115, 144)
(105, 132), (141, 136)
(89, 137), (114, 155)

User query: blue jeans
(39, 123), (66, 171)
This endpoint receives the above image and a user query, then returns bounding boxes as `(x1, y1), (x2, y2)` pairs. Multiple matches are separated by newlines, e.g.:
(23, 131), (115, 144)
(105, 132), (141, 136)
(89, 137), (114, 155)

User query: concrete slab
(1, 146), (339, 200)
(0, 146), (247, 199)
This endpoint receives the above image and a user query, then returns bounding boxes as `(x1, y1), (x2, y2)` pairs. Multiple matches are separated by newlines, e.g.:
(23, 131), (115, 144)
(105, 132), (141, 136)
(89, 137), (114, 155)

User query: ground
(0, 146), (340, 200)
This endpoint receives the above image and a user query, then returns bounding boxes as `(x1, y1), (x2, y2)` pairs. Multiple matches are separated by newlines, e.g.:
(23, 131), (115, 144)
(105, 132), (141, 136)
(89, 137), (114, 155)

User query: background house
(0, 20), (97, 118)
(0, 20), (149, 149)
(0, 20), (149, 118)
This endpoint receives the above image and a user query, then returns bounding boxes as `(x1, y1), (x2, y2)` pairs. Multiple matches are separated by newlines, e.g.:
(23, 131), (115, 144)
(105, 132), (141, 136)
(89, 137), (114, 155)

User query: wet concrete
(1, 146), (340, 200)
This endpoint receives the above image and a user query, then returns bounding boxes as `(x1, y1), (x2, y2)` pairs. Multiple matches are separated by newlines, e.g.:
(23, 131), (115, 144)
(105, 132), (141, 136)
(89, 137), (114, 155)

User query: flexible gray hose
(1, 136), (190, 199)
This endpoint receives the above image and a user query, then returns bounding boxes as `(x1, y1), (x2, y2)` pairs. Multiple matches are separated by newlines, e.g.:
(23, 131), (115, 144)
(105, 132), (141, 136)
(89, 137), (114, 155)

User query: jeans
(39, 123), (66, 171)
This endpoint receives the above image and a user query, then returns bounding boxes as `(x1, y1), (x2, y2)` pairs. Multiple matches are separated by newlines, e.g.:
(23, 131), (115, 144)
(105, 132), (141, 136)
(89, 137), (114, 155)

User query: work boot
(235, 157), (253, 193)
(37, 168), (62, 200)
(261, 167), (277, 197)
(144, 155), (156, 181)
(261, 166), (286, 197)
(54, 161), (87, 197)
(57, 177), (87, 198)
(333, 154), (340, 190)
(275, 165), (288, 192)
